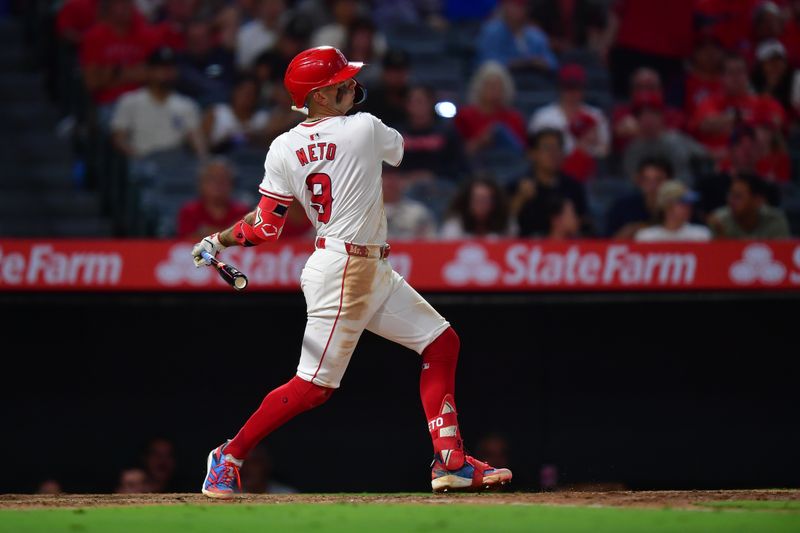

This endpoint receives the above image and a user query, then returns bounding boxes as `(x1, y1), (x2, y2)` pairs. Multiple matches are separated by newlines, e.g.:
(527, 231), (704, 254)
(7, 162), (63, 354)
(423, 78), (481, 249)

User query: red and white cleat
(431, 453), (513, 492)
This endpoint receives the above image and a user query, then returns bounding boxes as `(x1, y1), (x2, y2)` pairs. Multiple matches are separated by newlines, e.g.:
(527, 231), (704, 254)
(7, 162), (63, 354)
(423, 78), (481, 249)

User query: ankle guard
(428, 394), (464, 470)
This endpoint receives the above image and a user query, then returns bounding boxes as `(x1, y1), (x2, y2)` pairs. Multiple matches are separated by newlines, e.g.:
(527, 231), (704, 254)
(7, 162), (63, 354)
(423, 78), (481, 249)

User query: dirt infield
(1, 490), (798, 510)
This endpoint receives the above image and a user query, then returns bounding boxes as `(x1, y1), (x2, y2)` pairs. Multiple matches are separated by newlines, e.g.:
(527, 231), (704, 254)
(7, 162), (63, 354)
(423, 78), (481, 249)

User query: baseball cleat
(201, 441), (243, 499)
(431, 453), (512, 492)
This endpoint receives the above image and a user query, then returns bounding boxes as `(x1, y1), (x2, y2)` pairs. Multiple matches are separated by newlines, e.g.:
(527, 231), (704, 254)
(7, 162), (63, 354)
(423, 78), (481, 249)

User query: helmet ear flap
(354, 81), (367, 105)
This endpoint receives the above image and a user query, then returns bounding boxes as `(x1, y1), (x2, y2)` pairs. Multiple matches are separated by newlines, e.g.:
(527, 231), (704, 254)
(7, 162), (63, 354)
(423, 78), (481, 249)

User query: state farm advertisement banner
(1, 239), (800, 292)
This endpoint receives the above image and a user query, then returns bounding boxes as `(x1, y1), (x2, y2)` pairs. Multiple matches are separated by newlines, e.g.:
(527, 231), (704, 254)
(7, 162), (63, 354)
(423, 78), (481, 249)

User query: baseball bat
(200, 250), (249, 291)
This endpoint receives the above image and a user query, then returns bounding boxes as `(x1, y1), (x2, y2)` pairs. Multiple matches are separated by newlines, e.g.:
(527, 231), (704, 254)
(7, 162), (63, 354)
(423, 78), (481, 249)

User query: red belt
(315, 236), (391, 260)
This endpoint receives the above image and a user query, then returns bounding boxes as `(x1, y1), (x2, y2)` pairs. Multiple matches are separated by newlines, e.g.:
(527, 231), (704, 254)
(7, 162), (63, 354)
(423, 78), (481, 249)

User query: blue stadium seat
(386, 23), (447, 58)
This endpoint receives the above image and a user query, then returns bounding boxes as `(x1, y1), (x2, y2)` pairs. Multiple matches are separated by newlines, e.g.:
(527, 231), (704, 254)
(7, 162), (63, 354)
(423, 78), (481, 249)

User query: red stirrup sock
(419, 327), (464, 470)
(224, 376), (333, 460)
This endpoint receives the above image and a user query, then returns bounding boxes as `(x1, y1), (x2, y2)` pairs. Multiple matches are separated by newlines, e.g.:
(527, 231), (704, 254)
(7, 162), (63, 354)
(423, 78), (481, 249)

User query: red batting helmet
(284, 46), (364, 108)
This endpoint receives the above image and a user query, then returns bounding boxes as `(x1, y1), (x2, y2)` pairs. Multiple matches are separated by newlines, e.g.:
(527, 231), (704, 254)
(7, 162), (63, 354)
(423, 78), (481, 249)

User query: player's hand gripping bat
(200, 250), (249, 291)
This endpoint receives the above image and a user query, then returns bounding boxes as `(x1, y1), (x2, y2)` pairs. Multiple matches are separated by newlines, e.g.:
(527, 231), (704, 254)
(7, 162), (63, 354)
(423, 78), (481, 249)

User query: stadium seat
(405, 178), (458, 222)
(385, 23), (447, 58)
(586, 177), (636, 236)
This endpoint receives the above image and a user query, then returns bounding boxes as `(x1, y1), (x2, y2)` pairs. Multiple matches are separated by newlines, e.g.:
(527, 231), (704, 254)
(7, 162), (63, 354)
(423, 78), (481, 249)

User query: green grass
(698, 500), (800, 511)
(2, 502), (800, 533)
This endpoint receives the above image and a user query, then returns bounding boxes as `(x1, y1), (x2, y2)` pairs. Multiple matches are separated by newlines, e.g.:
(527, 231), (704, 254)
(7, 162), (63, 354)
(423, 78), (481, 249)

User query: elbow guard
(234, 194), (292, 247)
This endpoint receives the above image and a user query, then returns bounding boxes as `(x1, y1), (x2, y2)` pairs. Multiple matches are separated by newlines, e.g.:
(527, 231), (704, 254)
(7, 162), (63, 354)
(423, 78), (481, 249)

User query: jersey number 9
(305, 173), (333, 224)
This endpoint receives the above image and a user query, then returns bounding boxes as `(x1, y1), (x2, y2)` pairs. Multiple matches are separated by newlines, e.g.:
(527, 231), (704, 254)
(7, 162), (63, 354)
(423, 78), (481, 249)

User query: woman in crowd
(441, 177), (516, 238)
(454, 61), (527, 156)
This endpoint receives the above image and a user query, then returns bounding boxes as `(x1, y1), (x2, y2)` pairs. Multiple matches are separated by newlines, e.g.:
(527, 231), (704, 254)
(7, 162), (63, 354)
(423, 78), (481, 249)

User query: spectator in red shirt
(609, 0), (695, 104)
(80, 0), (160, 112)
(612, 68), (686, 150)
(56, 0), (100, 45)
(528, 64), (610, 182)
(454, 61), (527, 156)
(176, 158), (251, 239)
(690, 54), (786, 159)
(684, 31), (726, 116)
(783, 0), (800, 66)
(718, 117), (792, 183)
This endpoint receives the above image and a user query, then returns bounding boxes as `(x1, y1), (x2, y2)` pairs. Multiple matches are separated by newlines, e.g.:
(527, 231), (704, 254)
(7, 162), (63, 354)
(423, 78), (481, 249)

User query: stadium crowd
(45, 0), (800, 240)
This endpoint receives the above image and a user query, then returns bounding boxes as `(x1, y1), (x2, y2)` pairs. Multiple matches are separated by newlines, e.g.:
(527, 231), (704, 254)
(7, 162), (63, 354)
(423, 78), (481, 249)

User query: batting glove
(192, 233), (226, 267)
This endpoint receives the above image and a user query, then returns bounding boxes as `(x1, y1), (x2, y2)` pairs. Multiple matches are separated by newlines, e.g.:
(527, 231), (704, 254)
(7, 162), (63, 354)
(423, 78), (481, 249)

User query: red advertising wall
(1, 239), (800, 292)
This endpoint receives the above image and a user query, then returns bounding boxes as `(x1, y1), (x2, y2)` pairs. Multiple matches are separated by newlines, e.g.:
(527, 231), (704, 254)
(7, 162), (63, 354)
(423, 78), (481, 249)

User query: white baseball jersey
(255, 111), (448, 389)
(259, 112), (403, 244)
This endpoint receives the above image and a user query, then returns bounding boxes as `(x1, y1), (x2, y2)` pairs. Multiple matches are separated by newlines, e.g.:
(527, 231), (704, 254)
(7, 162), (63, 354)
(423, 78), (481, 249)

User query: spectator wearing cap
(441, 177), (516, 239)
(609, 0), (695, 104)
(236, 0), (286, 69)
(361, 49), (411, 128)
(398, 85), (469, 182)
(622, 90), (708, 185)
(177, 158), (251, 239)
(753, 2), (787, 52)
(515, 128), (590, 236)
(752, 39), (800, 116)
(476, 0), (558, 71)
(203, 76), (269, 154)
(111, 47), (206, 158)
(528, 64), (610, 181)
(708, 173), (791, 239)
(612, 68), (686, 151)
(689, 55), (786, 160)
(684, 30), (725, 116)
(80, 0), (160, 113)
(176, 18), (236, 107)
(606, 156), (672, 239)
(454, 61), (527, 156)
(635, 181), (712, 242)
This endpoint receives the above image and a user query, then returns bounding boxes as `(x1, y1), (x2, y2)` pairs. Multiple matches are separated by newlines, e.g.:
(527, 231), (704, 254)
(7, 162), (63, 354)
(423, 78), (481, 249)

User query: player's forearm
(217, 211), (255, 247)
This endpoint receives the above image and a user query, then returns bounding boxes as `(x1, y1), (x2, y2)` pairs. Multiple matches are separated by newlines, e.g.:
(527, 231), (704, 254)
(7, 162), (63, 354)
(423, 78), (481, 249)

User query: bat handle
(200, 250), (216, 264)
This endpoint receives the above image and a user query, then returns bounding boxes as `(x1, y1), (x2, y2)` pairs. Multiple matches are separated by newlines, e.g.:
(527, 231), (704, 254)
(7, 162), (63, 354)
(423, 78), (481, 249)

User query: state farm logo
(729, 244), (786, 285)
(0, 244), (122, 286)
(442, 243), (698, 287)
(156, 245), (214, 285)
(443, 244), (501, 285)
(155, 244), (312, 286)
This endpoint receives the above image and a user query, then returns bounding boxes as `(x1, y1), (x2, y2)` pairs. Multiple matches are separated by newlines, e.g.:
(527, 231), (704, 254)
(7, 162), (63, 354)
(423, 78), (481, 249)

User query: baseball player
(193, 46), (512, 496)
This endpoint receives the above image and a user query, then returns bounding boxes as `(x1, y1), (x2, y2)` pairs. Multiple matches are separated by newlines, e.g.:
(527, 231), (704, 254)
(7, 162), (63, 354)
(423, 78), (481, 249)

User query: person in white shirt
(635, 180), (712, 242)
(236, 0), (286, 69)
(528, 63), (610, 158)
(111, 47), (206, 158)
(204, 76), (270, 152)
